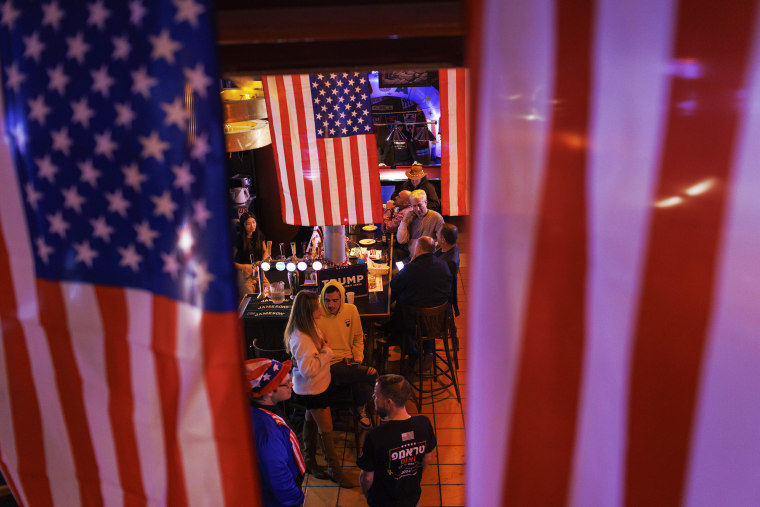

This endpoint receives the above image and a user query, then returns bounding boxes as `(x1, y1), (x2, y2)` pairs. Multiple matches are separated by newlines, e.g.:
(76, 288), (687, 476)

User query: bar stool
(251, 338), (290, 363)
(448, 306), (460, 370)
(372, 334), (391, 374)
(401, 302), (461, 412)
(329, 381), (369, 450)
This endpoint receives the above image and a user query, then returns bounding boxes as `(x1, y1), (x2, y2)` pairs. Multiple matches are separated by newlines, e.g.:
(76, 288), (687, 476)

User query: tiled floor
(302, 217), (468, 507)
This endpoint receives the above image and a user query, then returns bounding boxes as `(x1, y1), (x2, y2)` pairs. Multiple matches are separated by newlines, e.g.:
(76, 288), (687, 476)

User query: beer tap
(287, 260), (299, 299)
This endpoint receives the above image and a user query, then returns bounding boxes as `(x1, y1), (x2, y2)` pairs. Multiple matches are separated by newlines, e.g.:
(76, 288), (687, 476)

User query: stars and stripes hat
(244, 358), (291, 398)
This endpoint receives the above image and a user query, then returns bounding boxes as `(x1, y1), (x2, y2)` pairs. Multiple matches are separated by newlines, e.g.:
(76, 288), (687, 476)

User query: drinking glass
(270, 281), (285, 303)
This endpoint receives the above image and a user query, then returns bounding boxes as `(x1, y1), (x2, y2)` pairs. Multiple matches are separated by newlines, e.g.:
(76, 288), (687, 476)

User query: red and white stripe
(259, 408), (306, 475)
(440, 68), (469, 216)
(468, 0), (760, 505)
(263, 74), (383, 226)
(0, 90), (261, 506)
(286, 431), (306, 475)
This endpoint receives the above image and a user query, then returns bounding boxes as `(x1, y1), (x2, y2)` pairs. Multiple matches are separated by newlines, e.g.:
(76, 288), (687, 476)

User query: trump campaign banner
(317, 264), (370, 297)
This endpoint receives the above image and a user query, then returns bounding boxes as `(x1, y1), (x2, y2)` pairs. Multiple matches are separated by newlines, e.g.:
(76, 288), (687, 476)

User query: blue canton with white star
(0, 0), (237, 312)
(310, 72), (374, 139)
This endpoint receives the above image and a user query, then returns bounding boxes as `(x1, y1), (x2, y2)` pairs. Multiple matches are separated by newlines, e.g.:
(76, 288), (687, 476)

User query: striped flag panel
(468, 0), (760, 506)
(263, 73), (383, 226)
(625, 1), (759, 504)
(0, 1), (260, 505)
(502, 0), (592, 503)
(440, 68), (470, 216)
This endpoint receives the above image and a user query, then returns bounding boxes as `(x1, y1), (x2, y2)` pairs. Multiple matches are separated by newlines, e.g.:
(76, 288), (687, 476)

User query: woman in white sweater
(284, 291), (355, 488)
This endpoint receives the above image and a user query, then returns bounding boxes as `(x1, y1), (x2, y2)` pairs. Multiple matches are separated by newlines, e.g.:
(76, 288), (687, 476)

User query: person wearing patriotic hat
(246, 357), (305, 507)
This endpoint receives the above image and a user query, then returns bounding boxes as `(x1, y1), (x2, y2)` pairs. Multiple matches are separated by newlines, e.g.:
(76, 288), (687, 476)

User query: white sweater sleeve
(291, 331), (333, 379)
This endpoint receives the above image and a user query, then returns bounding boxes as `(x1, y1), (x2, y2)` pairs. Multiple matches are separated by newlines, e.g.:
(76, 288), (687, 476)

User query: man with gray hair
(396, 189), (443, 260)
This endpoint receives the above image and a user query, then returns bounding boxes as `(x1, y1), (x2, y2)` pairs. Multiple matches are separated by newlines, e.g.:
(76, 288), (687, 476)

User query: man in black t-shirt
(357, 375), (436, 507)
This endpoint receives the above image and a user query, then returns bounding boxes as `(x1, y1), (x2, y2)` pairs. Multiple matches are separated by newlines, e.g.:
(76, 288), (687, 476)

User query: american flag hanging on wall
(0, 1), (260, 505)
(263, 73), (384, 226)
(467, 0), (760, 506)
(439, 68), (469, 216)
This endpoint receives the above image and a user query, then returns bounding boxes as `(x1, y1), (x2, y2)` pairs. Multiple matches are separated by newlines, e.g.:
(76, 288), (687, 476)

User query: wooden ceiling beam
(215, 2), (464, 45)
(218, 36), (464, 76)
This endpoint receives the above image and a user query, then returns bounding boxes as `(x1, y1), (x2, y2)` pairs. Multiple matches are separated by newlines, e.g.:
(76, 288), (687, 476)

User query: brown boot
(302, 420), (330, 479)
(318, 431), (357, 488)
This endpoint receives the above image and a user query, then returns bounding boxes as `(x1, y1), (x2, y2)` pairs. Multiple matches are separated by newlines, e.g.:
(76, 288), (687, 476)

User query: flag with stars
(0, 1), (261, 506)
(263, 72), (384, 226)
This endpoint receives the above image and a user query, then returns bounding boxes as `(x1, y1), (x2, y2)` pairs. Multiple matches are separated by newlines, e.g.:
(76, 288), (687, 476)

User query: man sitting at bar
(390, 165), (441, 213)
(318, 281), (378, 428)
(396, 189), (444, 262)
(390, 236), (452, 371)
(245, 357), (305, 507)
(434, 223), (461, 317)
(383, 190), (413, 234)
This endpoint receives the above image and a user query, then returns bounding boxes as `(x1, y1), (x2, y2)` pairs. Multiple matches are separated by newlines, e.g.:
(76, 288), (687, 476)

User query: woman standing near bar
(233, 212), (266, 297)
(284, 291), (356, 488)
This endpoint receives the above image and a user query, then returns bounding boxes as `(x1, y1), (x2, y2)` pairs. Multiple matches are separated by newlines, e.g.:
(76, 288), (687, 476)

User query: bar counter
(240, 226), (394, 360)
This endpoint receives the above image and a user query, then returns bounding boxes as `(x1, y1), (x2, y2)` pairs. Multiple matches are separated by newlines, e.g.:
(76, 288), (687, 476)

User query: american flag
(439, 68), (469, 216)
(263, 72), (383, 226)
(0, 1), (259, 505)
(468, 0), (760, 506)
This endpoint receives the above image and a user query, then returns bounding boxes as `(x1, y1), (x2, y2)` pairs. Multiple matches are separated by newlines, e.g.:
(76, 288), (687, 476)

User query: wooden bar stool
(401, 302), (461, 412)
(447, 305), (460, 370)
(251, 338), (290, 363)
(328, 381), (369, 450)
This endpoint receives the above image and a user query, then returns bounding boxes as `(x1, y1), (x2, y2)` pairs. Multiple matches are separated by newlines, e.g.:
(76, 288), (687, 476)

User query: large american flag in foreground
(468, 0), (760, 505)
(439, 68), (469, 216)
(263, 73), (383, 226)
(0, 1), (260, 505)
